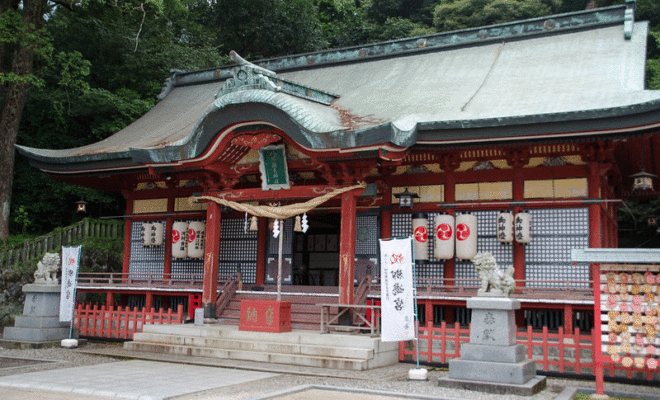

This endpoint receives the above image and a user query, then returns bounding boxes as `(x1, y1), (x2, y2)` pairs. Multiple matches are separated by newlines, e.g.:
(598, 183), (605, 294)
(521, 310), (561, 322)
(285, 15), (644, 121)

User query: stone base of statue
(438, 297), (546, 396)
(2, 284), (73, 346)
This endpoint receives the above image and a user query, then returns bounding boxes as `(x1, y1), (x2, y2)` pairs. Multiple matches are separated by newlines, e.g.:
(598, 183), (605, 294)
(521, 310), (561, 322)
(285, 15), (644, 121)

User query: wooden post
(339, 190), (358, 305)
(256, 216), (267, 286)
(122, 196), (133, 279)
(202, 201), (222, 318)
(592, 262), (605, 396)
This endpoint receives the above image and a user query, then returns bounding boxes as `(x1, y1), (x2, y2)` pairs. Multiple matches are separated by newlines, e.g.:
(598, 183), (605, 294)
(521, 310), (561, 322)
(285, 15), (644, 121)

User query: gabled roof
(17, 3), (660, 174)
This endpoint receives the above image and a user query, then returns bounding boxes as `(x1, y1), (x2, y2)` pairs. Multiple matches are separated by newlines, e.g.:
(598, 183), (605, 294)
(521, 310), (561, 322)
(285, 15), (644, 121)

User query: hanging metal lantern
(76, 199), (88, 214)
(187, 221), (206, 259)
(496, 211), (514, 243)
(412, 213), (429, 263)
(394, 188), (419, 210)
(434, 213), (454, 260)
(514, 211), (532, 244)
(630, 169), (656, 191)
(172, 221), (189, 258)
(455, 213), (477, 260)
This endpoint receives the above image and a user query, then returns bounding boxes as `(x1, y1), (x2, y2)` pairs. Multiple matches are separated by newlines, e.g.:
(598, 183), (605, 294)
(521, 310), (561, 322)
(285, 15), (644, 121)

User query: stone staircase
(124, 324), (398, 371)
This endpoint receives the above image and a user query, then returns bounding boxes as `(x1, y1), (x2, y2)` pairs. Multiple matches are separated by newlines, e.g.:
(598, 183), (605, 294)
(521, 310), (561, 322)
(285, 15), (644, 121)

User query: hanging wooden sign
(258, 145), (290, 191)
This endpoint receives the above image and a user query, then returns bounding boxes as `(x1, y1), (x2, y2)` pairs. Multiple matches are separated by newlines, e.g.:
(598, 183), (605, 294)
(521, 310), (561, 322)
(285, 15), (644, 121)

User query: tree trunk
(0, 0), (47, 241)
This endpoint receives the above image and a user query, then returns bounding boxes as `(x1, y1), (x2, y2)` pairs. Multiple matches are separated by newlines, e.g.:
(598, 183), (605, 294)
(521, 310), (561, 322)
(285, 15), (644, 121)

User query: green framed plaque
(259, 145), (290, 191)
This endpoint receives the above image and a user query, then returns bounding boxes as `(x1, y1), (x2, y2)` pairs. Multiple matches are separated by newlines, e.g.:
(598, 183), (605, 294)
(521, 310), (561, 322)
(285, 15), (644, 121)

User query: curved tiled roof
(17, 3), (660, 173)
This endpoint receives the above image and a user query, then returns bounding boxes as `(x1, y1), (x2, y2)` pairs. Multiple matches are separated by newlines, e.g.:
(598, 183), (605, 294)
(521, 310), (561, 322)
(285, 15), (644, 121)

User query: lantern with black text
(455, 213), (477, 260)
(434, 213), (454, 260)
(496, 211), (514, 243)
(172, 221), (189, 258)
(142, 222), (163, 246)
(187, 221), (206, 259)
(412, 213), (429, 263)
(514, 211), (532, 244)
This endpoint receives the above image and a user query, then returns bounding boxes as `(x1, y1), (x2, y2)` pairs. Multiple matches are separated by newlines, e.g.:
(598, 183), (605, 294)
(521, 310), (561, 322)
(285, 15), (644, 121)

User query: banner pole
(410, 237), (421, 370)
(68, 245), (82, 340)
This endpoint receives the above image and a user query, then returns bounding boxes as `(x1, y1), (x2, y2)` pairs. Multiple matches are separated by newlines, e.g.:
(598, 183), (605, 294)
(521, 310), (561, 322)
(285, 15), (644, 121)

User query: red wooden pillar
(163, 198), (175, 282)
(563, 303), (573, 334)
(588, 163), (602, 249)
(381, 186), (392, 239)
(256, 216), (268, 286)
(122, 194), (133, 278)
(106, 291), (114, 307)
(513, 171), (525, 286)
(339, 190), (358, 304)
(145, 291), (153, 310)
(202, 201), (222, 318)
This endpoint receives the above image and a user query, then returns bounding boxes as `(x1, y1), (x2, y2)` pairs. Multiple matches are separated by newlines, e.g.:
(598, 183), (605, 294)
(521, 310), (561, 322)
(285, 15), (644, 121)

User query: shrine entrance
(292, 213), (340, 286)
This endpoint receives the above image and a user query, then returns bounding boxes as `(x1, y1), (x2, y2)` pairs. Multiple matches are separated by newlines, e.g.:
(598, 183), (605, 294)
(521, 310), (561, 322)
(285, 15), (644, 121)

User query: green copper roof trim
(160, 3), (630, 94)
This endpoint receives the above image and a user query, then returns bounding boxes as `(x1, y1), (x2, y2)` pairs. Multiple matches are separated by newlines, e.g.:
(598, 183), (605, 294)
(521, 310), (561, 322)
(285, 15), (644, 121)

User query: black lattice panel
(129, 220), (165, 279)
(171, 259), (204, 279)
(455, 210), (513, 286)
(525, 208), (589, 288)
(390, 212), (444, 282)
(218, 218), (258, 285)
(219, 262), (257, 284)
(356, 213), (379, 256)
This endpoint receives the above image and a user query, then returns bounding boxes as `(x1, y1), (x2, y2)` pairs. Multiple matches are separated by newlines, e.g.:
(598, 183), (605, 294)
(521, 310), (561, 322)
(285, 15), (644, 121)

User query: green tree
(433, 0), (561, 32)
(209, 0), (327, 60)
(0, 0), (50, 242)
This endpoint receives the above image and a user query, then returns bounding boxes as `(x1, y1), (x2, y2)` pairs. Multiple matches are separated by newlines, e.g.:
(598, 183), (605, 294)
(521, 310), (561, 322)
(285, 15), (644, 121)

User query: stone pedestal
(2, 284), (72, 344)
(438, 297), (546, 396)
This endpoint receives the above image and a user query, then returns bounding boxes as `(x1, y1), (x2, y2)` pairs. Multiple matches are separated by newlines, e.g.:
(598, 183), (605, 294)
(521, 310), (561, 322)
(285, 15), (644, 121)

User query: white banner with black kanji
(379, 238), (415, 342)
(60, 246), (81, 323)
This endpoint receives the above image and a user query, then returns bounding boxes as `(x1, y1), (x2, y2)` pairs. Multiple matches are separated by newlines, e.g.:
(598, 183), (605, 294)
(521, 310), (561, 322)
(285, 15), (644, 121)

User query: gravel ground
(0, 342), (658, 400)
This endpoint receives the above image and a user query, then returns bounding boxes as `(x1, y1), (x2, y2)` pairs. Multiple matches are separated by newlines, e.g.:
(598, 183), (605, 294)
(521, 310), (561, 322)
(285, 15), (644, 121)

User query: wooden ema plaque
(239, 300), (292, 333)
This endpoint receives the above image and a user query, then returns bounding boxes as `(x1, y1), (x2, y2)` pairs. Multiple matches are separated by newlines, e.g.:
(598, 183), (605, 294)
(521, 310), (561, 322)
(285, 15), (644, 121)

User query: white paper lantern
(515, 212), (532, 244)
(496, 211), (514, 243)
(434, 214), (455, 260)
(187, 221), (206, 259)
(455, 213), (477, 260)
(142, 222), (164, 246)
(172, 221), (188, 259)
(412, 213), (429, 262)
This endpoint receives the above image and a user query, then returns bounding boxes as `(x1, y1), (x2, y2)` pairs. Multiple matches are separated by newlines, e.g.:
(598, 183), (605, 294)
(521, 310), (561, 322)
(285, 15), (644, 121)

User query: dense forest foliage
(2, 0), (660, 240)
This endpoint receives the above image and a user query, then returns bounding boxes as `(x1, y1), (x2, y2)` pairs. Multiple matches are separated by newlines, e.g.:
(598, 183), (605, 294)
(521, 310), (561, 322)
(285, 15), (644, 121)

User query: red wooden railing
(400, 321), (660, 382)
(74, 303), (184, 340)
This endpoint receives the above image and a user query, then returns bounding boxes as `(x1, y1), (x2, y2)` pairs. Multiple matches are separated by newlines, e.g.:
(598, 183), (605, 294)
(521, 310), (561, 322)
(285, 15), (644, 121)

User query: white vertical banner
(379, 238), (415, 342)
(60, 246), (82, 323)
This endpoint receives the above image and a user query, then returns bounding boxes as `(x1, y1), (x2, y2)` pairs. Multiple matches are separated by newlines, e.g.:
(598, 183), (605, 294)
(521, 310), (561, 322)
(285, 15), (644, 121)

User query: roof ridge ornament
(623, 0), (635, 40)
(216, 51), (339, 105)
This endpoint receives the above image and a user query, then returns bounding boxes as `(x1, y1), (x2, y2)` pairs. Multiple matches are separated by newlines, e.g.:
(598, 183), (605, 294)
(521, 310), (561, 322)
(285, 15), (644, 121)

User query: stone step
(139, 324), (388, 350)
(131, 331), (375, 359)
(124, 341), (372, 370)
(125, 324), (399, 371)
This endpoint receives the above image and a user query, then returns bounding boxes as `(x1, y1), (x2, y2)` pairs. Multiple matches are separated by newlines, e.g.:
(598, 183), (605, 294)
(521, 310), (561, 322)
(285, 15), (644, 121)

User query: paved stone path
(0, 360), (278, 400)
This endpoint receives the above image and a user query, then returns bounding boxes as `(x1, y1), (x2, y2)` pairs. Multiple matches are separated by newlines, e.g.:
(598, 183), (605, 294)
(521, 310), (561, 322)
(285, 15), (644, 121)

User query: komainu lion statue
(34, 252), (60, 285)
(472, 252), (515, 297)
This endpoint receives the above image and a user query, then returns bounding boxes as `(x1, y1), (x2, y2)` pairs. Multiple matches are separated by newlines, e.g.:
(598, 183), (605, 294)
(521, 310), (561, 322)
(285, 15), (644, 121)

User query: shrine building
(16, 1), (660, 332)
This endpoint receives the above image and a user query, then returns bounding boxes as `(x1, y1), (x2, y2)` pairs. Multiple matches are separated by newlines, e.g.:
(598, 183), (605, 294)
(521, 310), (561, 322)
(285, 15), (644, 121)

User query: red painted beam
(204, 184), (358, 203)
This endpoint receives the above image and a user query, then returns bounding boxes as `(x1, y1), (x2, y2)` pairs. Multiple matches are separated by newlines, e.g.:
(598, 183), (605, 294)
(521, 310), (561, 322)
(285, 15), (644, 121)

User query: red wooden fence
(74, 303), (185, 340)
(400, 321), (660, 382)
